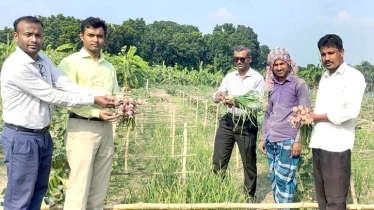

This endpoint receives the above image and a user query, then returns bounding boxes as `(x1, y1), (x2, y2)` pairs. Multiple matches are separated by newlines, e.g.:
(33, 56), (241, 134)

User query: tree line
(1, 14), (374, 92)
(0, 14), (270, 74)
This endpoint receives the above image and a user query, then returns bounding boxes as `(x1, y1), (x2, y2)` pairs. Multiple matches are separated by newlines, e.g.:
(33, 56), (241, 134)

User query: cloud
(208, 6), (237, 21)
(332, 10), (374, 26)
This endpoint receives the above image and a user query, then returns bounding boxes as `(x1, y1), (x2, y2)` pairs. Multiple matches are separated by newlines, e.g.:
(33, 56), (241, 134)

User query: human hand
(259, 141), (267, 155)
(99, 110), (121, 122)
(215, 91), (225, 102)
(291, 142), (302, 156)
(94, 96), (115, 108)
(105, 95), (117, 102)
(114, 96), (124, 108)
(310, 111), (317, 122)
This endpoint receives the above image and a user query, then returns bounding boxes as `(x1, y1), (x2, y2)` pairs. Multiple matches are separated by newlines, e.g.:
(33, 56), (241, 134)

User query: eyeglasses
(233, 57), (248, 63)
(38, 64), (47, 81)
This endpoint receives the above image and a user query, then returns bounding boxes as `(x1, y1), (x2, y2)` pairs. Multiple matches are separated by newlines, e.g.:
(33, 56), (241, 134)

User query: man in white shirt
(0, 16), (116, 210)
(212, 45), (265, 202)
(309, 34), (366, 210)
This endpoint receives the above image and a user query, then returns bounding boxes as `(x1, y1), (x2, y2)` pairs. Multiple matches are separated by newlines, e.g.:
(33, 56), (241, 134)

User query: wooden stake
(236, 143), (239, 170)
(350, 174), (361, 210)
(204, 100), (208, 128)
(189, 95), (192, 110)
(195, 99), (199, 123)
(124, 126), (131, 174)
(171, 106), (176, 157)
(214, 105), (219, 140)
(182, 123), (188, 186)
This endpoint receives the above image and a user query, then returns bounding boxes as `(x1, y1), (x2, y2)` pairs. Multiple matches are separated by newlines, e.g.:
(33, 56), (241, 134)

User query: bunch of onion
(224, 90), (264, 131)
(288, 105), (313, 145)
(115, 97), (143, 131)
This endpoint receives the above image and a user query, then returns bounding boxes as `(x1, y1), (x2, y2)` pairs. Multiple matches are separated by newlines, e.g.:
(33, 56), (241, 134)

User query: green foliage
(44, 106), (70, 204)
(205, 23), (267, 73)
(297, 63), (325, 93)
(0, 14), (271, 74)
(355, 61), (374, 92)
(104, 18), (147, 55)
(107, 45), (149, 89)
(0, 33), (16, 68)
(37, 14), (82, 50)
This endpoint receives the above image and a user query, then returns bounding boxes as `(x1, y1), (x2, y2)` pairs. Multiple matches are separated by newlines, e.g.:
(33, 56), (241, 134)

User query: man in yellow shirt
(58, 17), (121, 210)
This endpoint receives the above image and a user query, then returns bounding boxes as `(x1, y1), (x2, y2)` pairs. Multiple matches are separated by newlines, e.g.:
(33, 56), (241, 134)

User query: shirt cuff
(90, 109), (101, 118)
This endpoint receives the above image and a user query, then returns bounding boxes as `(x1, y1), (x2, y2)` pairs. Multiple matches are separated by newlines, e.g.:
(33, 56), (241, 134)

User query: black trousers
(212, 114), (258, 197)
(312, 148), (351, 210)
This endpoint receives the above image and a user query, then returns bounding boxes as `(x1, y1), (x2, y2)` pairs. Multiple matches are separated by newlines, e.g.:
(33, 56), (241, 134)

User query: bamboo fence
(33, 202), (374, 210)
(1, 90), (373, 210)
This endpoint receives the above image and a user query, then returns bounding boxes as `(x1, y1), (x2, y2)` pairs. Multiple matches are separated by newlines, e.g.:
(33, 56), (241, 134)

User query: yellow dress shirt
(58, 48), (121, 118)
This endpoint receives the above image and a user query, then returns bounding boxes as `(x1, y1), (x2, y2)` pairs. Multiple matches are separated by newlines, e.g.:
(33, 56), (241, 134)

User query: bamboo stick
(172, 106), (176, 157)
(189, 95), (192, 110)
(195, 99), (199, 123)
(182, 91), (185, 105)
(236, 143), (239, 170)
(124, 126), (131, 174)
(350, 174), (361, 210)
(213, 105), (219, 140)
(140, 111), (144, 134)
(204, 100), (208, 128)
(38, 202), (374, 210)
(182, 123), (188, 186)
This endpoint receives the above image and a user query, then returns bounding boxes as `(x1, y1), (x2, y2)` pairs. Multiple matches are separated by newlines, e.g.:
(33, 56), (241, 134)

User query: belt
(69, 113), (102, 121)
(5, 123), (50, 133)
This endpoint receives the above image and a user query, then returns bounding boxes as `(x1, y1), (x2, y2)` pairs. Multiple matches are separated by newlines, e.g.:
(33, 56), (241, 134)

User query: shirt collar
(322, 62), (347, 78)
(78, 48), (106, 62)
(274, 73), (294, 84)
(15, 46), (44, 64)
(235, 68), (253, 77)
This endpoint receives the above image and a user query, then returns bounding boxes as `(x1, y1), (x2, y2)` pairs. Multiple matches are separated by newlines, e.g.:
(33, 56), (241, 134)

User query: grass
(0, 85), (373, 206)
(105, 85), (374, 206)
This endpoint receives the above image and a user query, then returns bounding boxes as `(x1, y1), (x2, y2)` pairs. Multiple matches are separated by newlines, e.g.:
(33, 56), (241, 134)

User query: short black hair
(13, 16), (44, 32)
(234, 45), (252, 57)
(317, 34), (343, 51)
(80, 17), (107, 36)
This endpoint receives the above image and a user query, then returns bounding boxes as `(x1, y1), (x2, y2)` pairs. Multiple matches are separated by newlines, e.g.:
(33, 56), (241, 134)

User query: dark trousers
(312, 148), (351, 210)
(1, 126), (54, 210)
(213, 114), (258, 197)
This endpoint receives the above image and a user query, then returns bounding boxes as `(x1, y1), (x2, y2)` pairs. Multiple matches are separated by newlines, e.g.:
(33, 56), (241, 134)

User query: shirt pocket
(280, 92), (297, 108)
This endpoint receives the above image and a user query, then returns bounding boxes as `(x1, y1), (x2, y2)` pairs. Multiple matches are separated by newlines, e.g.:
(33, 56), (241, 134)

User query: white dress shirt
(1, 47), (100, 129)
(309, 62), (366, 152)
(212, 68), (265, 116)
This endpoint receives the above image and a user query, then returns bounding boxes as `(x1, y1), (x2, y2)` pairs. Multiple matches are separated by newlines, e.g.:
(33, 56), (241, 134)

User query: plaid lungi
(265, 137), (300, 204)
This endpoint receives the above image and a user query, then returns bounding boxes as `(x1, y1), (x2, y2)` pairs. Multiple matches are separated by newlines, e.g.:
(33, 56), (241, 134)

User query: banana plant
(108, 45), (149, 89)
(0, 33), (17, 68)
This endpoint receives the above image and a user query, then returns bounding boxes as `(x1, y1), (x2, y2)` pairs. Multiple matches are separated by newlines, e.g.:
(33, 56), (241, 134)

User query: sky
(1, 0), (373, 67)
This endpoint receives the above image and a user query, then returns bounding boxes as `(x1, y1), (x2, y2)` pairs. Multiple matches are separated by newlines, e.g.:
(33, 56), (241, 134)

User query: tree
(0, 33), (16, 69)
(37, 14), (81, 50)
(204, 23), (264, 74)
(0, 27), (14, 45)
(297, 63), (325, 94)
(140, 21), (206, 70)
(107, 45), (149, 89)
(355, 61), (374, 92)
(105, 18), (147, 55)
